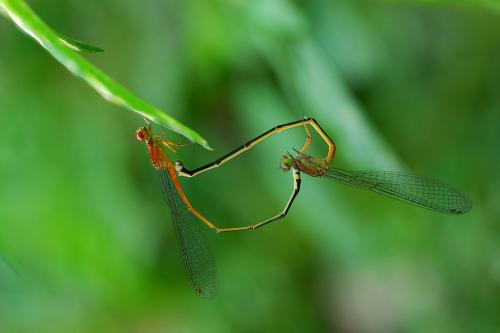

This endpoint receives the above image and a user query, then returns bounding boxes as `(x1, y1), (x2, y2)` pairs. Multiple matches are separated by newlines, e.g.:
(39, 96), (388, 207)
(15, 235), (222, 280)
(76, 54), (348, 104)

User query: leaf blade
(0, 0), (212, 150)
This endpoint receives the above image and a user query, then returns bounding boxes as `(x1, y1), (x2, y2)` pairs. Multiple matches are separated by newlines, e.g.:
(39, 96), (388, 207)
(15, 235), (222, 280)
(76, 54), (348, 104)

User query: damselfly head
(136, 127), (151, 143)
(279, 153), (295, 172)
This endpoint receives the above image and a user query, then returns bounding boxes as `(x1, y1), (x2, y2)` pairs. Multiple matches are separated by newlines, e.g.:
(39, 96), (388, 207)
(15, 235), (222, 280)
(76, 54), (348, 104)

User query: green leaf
(57, 34), (104, 53)
(0, 0), (212, 150)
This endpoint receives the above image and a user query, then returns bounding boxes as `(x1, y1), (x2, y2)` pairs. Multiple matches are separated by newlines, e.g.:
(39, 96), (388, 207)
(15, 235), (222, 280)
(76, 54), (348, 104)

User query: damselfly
(175, 118), (472, 231)
(136, 126), (216, 297)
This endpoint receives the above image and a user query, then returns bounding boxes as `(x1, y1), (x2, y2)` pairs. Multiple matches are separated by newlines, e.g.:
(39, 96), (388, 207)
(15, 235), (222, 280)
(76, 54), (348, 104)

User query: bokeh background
(1, 0), (499, 332)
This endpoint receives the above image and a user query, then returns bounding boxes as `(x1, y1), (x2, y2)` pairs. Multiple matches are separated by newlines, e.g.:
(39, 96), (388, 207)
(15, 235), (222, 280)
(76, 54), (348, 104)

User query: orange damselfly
(136, 126), (216, 297)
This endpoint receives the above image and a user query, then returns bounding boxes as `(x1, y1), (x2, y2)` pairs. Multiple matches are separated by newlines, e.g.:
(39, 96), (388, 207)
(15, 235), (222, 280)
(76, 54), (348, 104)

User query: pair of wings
(325, 168), (472, 215)
(159, 170), (216, 298)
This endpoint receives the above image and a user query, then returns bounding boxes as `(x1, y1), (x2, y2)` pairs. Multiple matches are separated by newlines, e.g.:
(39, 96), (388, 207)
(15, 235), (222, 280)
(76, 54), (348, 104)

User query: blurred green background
(1, 0), (499, 332)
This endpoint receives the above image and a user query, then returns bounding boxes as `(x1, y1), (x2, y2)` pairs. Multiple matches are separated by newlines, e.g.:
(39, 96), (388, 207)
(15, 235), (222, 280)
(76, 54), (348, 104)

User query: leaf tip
(200, 140), (213, 151)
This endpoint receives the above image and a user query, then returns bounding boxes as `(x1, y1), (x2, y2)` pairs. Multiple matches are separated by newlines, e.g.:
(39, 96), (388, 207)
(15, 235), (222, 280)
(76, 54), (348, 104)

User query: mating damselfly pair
(136, 118), (472, 297)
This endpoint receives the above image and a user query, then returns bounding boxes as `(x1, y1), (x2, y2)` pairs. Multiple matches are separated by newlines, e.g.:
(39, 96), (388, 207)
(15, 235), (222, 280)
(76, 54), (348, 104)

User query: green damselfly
(175, 118), (472, 232)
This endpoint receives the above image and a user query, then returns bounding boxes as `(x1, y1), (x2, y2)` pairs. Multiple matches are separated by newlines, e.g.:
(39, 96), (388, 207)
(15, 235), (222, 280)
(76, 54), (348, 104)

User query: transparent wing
(159, 170), (217, 298)
(326, 168), (472, 215)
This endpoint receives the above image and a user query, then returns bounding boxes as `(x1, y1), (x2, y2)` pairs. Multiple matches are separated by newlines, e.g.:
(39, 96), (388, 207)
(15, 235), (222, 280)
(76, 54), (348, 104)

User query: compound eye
(279, 154), (293, 171)
(136, 127), (147, 142)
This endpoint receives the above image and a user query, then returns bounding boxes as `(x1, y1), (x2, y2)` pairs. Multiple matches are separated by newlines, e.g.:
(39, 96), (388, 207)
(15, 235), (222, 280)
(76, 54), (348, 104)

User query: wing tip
(448, 198), (473, 215)
(194, 284), (218, 299)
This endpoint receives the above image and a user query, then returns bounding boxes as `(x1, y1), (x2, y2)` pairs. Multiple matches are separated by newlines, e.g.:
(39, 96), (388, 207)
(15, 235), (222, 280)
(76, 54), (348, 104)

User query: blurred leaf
(377, 0), (500, 12)
(0, 0), (211, 149)
(264, 38), (402, 169)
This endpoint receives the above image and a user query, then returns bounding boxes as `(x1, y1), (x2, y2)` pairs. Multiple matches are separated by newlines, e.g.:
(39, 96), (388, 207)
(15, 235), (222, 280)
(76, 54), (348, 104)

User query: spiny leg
(158, 124), (194, 150)
(142, 115), (150, 126)
(299, 125), (312, 154)
(158, 137), (194, 153)
(161, 139), (181, 153)
(154, 125), (179, 153)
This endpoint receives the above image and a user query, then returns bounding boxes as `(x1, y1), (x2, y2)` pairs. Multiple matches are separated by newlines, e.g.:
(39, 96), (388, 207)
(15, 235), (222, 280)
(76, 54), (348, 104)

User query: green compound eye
(279, 153), (294, 171)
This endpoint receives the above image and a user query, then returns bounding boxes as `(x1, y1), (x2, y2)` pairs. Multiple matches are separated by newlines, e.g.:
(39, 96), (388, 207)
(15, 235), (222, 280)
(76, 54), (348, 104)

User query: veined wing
(326, 168), (472, 215)
(159, 170), (217, 298)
